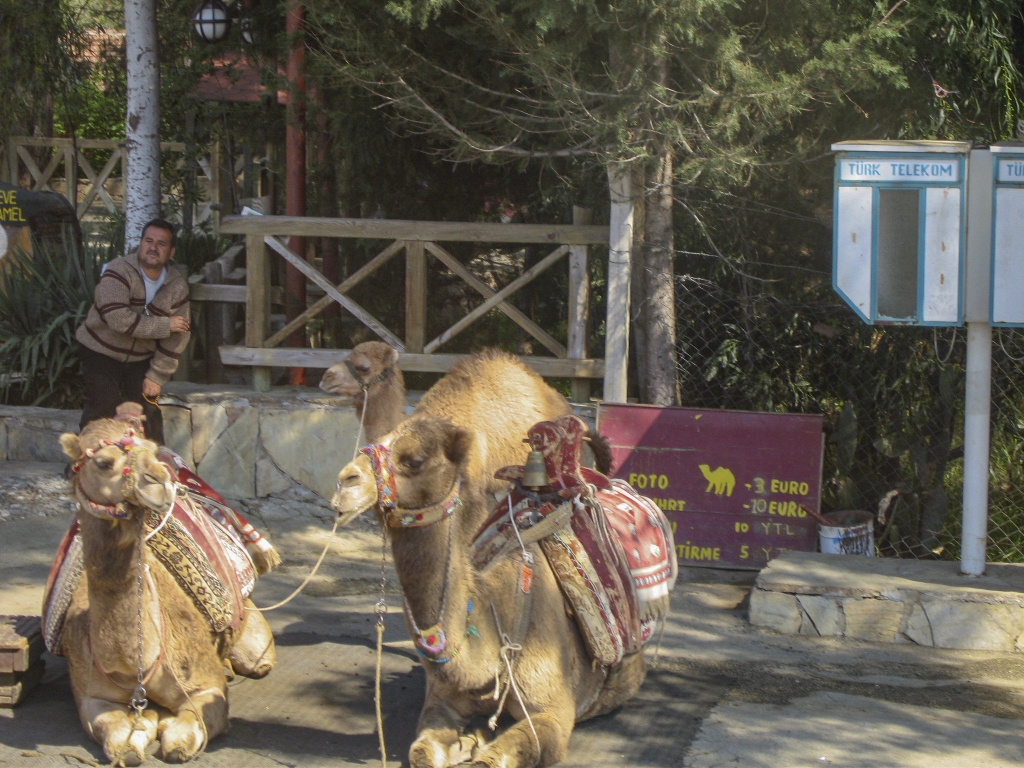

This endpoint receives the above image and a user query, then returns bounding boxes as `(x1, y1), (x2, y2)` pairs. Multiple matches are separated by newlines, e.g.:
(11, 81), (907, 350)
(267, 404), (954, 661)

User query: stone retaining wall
(0, 406), (80, 463)
(160, 383), (363, 502)
(750, 551), (1024, 652)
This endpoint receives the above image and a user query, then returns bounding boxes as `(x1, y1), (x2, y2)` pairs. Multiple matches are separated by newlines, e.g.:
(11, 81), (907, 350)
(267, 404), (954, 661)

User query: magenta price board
(596, 403), (824, 570)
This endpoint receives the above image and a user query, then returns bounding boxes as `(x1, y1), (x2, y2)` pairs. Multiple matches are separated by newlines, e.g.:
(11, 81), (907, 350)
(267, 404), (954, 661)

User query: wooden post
(568, 206), (592, 403)
(245, 233), (272, 391)
(203, 260), (226, 384)
(604, 164), (633, 403)
(7, 139), (17, 186)
(65, 147), (78, 208)
(405, 240), (427, 353)
(210, 139), (222, 232)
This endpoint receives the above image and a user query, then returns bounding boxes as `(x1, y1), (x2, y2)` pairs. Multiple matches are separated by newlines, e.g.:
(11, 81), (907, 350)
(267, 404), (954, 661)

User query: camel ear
(384, 346), (399, 367)
(59, 432), (83, 463)
(444, 426), (473, 468)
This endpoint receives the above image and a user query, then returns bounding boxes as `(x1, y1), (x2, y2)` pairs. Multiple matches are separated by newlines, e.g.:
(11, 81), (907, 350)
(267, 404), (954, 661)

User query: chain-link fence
(672, 270), (1024, 563)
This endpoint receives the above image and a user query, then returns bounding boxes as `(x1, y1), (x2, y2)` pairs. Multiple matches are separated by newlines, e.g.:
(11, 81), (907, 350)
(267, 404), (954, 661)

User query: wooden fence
(2, 136), (267, 227)
(217, 213), (611, 398)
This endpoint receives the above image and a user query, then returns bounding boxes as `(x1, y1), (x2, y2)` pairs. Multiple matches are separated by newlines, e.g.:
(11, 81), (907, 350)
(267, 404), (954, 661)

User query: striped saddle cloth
(471, 415), (677, 667)
(41, 451), (266, 655)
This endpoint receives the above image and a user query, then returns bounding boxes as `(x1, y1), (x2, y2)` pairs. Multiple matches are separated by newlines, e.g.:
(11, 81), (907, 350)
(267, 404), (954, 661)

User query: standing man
(75, 219), (190, 443)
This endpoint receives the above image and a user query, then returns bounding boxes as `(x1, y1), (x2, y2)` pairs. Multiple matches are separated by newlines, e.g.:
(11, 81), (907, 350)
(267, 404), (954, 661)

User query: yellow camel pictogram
(699, 464), (736, 497)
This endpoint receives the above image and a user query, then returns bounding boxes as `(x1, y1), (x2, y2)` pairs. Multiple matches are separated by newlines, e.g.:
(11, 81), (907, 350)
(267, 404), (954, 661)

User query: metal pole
(960, 321), (992, 575)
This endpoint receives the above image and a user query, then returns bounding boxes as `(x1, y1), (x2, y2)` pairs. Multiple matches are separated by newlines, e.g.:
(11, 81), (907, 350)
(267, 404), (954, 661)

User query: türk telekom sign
(595, 403), (824, 570)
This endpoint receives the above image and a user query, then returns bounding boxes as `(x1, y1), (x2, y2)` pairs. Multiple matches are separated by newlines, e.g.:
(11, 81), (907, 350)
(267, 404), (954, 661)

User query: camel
(332, 416), (648, 768)
(324, 347), (600, 493)
(57, 419), (276, 765)
(320, 341), (407, 443)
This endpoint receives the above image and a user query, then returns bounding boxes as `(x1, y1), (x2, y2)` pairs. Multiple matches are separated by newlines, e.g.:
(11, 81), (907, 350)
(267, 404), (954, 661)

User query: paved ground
(4, 461), (1024, 767)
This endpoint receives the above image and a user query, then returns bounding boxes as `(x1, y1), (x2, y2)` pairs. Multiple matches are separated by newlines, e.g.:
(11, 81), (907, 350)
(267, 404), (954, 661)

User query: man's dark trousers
(78, 345), (165, 443)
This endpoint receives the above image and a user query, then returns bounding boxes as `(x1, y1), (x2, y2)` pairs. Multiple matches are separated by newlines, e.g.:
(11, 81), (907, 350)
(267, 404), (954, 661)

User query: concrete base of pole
(960, 321), (992, 576)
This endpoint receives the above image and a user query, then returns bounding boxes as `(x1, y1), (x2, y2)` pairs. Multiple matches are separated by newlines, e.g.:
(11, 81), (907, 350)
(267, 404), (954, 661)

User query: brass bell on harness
(522, 448), (550, 489)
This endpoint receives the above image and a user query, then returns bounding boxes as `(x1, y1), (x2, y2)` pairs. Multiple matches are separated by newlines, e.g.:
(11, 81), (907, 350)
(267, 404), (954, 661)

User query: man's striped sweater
(75, 251), (191, 386)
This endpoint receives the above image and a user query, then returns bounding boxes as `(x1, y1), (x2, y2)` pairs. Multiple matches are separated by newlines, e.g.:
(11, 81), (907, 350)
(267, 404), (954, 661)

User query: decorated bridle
(358, 441), (469, 662)
(72, 428), (154, 521)
(359, 443), (461, 528)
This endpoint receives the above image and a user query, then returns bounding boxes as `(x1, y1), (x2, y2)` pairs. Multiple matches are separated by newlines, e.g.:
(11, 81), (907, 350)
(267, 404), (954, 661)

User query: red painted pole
(285, 0), (307, 386)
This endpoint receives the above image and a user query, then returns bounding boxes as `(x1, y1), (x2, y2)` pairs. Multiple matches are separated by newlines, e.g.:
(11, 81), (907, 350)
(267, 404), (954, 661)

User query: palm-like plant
(0, 228), (113, 407)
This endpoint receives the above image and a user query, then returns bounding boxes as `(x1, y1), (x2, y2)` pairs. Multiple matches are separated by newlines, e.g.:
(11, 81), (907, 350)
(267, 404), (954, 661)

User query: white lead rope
(247, 390), (369, 613)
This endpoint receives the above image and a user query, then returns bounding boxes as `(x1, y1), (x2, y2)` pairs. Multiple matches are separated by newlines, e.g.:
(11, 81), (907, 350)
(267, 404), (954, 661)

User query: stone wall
(160, 383), (363, 503)
(750, 551), (1024, 652)
(0, 406), (80, 463)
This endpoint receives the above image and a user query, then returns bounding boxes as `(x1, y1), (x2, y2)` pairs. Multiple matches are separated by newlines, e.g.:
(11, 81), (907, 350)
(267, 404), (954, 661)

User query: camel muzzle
(331, 454), (379, 525)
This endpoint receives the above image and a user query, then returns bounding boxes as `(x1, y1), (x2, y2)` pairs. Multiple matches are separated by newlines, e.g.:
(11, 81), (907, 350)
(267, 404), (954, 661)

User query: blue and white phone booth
(991, 143), (1024, 327)
(831, 140), (972, 325)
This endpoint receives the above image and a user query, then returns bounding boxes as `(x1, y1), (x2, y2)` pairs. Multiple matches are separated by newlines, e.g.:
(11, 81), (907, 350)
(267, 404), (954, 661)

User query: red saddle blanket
(472, 415), (677, 666)
(42, 452), (261, 655)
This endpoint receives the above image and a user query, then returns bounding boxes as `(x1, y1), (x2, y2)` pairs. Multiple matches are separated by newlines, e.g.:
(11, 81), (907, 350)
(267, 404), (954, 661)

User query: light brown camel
(58, 420), (276, 765)
(320, 341), (407, 443)
(321, 346), (612, 482)
(332, 417), (647, 768)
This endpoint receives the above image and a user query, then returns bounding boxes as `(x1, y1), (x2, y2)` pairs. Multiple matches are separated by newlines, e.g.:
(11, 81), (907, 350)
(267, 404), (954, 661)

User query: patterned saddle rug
(42, 450), (272, 655)
(472, 415), (677, 666)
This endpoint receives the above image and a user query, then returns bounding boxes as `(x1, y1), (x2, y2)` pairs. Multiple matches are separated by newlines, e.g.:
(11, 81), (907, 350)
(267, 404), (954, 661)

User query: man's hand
(142, 378), (162, 399)
(169, 316), (190, 333)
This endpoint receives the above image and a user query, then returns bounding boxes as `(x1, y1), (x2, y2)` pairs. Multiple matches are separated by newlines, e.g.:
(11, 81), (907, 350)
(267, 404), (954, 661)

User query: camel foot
(82, 699), (157, 766)
(158, 711), (205, 763)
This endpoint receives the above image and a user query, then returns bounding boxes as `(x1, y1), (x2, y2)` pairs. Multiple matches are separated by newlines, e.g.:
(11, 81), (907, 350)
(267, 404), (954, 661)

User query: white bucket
(819, 510), (875, 556)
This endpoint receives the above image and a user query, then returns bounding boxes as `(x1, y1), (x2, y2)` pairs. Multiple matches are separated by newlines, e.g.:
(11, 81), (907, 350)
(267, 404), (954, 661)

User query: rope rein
(246, 386), (369, 613)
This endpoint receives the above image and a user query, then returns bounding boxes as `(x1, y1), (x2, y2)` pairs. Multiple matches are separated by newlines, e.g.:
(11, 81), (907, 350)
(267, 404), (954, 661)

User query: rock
(797, 594), (843, 636)
(260, 408), (360, 501)
(190, 404), (230, 465)
(922, 599), (1024, 652)
(256, 441), (294, 498)
(161, 405), (194, 470)
(196, 408), (257, 499)
(904, 603), (934, 646)
(749, 589), (801, 634)
(842, 598), (905, 643)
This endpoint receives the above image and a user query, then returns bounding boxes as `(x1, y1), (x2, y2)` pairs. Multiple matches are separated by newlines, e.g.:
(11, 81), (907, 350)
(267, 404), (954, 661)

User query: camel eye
(401, 457), (424, 471)
(356, 364), (370, 374)
(94, 458), (113, 471)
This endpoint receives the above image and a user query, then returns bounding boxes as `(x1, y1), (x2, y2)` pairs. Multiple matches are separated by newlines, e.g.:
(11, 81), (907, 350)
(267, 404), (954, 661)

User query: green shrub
(0, 228), (114, 408)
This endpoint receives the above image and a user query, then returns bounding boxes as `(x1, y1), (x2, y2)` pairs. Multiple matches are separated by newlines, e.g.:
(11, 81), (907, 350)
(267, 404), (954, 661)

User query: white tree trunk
(604, 163), (633, 403)
(123, 0), (161, 252)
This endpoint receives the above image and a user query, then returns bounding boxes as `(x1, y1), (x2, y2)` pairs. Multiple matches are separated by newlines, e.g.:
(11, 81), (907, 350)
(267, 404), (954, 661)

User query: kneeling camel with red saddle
(49, 418), (279, 765)
(331, 414), (676, 768)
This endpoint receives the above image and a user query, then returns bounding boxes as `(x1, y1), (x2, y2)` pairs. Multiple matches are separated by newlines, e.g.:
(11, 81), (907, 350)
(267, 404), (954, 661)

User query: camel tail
(586, 429), (614, 476)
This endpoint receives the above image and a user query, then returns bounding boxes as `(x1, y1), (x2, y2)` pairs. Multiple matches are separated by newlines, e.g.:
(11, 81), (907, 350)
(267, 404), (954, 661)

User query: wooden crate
(0, 615), (45, 706)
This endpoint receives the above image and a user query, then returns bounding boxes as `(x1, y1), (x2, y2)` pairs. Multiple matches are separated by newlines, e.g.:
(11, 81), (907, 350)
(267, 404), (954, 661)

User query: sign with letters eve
(596, 403), (824, 570)
(831, 140), (970, 326)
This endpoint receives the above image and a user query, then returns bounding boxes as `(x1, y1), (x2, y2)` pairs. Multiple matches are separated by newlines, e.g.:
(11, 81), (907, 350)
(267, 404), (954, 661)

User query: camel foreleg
(157, 686), (227, 763)
(80, 697), (159, 767)
(410, 696), (472, 768)
(470, 710), (573, 768)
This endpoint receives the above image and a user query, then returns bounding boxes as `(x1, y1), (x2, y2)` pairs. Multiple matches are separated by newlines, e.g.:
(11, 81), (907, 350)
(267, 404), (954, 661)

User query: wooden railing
(217, 214), (610, 396)
(2, 136), (266, 227)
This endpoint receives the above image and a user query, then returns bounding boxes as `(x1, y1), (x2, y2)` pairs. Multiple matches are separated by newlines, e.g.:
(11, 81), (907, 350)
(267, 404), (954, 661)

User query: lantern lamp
(192, 0), (231, 43)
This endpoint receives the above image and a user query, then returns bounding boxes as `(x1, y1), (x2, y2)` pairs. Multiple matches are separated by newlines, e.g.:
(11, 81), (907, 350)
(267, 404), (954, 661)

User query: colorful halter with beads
(72, 429), (151, 520)
(359, 443), (461, 528)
